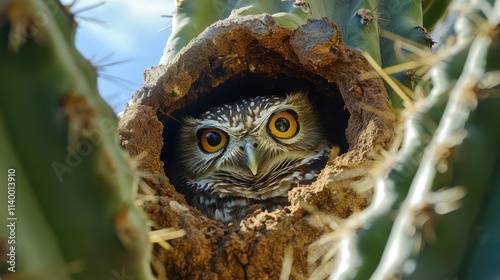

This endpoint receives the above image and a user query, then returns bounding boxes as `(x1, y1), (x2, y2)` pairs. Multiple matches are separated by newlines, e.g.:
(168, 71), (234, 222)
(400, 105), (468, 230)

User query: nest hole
(122, 15), (394, 227)
(118, 15), (395, 277)
(161, 73), (350, 184)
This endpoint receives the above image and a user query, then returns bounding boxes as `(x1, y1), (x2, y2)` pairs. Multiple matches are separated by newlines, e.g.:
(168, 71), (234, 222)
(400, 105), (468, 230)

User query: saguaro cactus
(0, 1), (153, 279)
(2, 0), (499, 279)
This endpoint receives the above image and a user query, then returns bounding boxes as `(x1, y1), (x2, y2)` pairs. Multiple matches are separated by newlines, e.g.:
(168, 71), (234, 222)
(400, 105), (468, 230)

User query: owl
(170, 92), (331, 223)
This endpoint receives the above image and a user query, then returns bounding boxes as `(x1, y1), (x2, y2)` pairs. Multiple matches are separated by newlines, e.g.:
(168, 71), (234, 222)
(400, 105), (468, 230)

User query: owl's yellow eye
(267, 110), (299, 139)
(198, 128), (228, 153)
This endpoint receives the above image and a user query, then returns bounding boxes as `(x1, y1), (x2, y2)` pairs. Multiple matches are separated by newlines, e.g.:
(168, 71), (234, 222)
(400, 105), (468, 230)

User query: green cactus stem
(371, 3), (500, 277)
(160, 0), (229, 65)
(328, 6), (480, 280)
(422, 0), (453, 30)
(328, 0), (500, 278)
(377, 0), (432, 108)
(0, 0), (153, 279)
(462, 152), (500, 280)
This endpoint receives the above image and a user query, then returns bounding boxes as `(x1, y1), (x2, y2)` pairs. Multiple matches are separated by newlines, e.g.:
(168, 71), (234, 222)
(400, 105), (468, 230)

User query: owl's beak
(244, 143), (258, 175)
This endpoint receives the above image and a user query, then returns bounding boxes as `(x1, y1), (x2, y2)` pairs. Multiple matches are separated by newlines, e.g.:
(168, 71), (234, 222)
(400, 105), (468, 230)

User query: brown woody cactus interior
(118, 15), (394, 279)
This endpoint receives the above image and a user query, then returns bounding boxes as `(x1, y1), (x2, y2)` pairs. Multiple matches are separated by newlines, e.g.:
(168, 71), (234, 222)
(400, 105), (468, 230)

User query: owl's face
(175, 92), (329, 200)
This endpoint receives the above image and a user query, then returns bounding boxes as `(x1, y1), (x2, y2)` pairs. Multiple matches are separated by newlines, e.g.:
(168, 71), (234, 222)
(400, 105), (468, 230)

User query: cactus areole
(119, 15), (395, 278)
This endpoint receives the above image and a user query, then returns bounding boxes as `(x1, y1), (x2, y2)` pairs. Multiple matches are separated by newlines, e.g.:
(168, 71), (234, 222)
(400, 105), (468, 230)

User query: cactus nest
(118, 15), (395, 279)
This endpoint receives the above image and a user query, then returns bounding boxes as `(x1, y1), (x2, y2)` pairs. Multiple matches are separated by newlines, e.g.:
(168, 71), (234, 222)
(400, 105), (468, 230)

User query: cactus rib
(329, 2), (481, 278)
(0, 0), (153, 279)
(372, 20), (500, 278)
(371, 1), (500, 276)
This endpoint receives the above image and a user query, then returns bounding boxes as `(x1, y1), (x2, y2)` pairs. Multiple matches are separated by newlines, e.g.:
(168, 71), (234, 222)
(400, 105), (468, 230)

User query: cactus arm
(0, 0), (153, 279)
(409, 88), (500, 280)
(0, 114), (71, 278)
(330, 48), (456, 280)
(371, 4), (500, 277)
(160, 0), (230, 65)
(330, 7), (474, 278)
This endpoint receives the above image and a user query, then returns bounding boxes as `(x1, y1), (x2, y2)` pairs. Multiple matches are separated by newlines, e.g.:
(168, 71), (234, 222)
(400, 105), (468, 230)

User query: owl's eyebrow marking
(198, 96), (285, 129)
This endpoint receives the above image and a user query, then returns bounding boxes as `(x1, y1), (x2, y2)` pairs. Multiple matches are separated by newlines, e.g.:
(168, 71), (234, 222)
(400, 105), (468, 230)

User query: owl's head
(175, 92), (325, 181)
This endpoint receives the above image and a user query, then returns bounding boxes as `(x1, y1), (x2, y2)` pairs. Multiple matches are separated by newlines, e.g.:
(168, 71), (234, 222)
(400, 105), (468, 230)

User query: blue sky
(62, 0), (175, 112)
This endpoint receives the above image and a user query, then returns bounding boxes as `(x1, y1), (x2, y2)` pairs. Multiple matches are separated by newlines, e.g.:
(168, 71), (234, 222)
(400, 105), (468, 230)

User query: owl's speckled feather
(170, 92), (331, 223)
